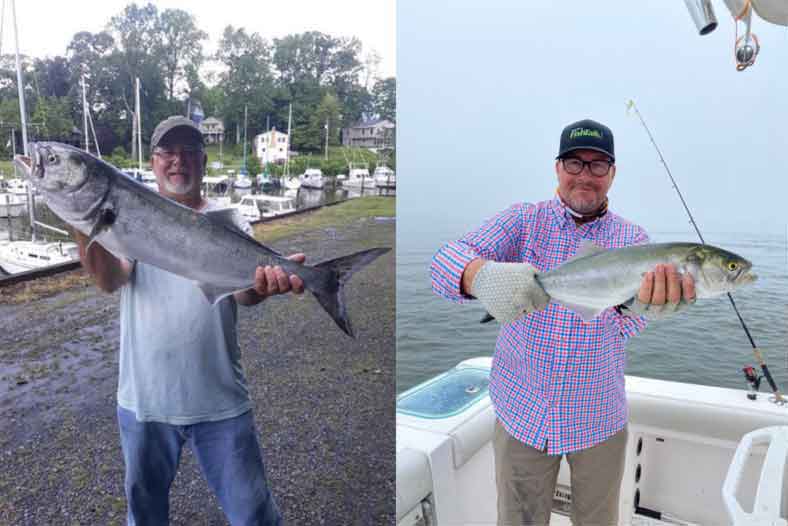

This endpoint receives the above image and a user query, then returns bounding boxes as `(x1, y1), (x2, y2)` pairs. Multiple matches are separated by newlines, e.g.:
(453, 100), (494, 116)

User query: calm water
(397, 226), (788, 394)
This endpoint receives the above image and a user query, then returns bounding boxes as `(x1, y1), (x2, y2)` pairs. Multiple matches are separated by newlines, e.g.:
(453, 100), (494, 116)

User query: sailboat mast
(11, 0), (34, 241)
(324, 118), (329, 160)
(285, 103), (292, 178)
(136, 77), (142, 170)
(242, 104), (248, 173)
(81, 75), (90, 153)
(11, 0), (27, 155)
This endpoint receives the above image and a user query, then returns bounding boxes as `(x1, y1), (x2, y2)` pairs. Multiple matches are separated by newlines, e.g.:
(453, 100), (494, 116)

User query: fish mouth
(30, 144), (46, 179)
(12, 154), (34, 178)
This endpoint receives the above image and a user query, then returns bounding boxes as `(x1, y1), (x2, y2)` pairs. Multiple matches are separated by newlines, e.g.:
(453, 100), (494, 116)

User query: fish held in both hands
(483, 240), (757, 323)
(14, 142), (390, 338)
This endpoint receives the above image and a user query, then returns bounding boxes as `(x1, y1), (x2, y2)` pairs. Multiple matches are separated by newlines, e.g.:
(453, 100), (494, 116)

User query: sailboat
(233, 105), (252, 190)
(0, 0), (78, 275)
(281, 104), (301, 190)
(126, 77), (157, 191)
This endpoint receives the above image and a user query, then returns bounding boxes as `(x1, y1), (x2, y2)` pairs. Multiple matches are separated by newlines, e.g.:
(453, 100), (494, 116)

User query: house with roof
(341, 118), (395, 150)
(199, 117), (225, 144)
(254, 128), (290, 165)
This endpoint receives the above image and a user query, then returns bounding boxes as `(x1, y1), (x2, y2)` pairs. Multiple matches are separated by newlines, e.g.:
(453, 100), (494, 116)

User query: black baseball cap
(150, 116), (204, 151)
(556, 119), (614, 161)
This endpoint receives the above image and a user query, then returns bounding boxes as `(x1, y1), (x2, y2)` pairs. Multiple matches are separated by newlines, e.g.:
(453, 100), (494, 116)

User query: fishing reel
(742, 365), (761, 400)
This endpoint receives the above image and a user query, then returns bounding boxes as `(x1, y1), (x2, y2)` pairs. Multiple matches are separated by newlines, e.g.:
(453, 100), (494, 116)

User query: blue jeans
(117, 406), (281, 526)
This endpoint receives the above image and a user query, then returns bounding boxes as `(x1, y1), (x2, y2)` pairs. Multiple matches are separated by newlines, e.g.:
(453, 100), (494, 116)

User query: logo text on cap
(569, 128), (603, 140)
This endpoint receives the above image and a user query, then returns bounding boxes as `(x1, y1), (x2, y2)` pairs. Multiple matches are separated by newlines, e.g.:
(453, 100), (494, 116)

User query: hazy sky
(5, 0), (395, 78)
(398, 0), (788, 237)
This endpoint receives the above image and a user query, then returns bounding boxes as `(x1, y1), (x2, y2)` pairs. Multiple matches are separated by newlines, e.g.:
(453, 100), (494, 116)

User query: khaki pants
(493, 420), (628, 526)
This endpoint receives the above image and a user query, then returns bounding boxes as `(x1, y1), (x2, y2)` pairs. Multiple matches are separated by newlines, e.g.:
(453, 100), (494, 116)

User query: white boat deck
(397, 357), (788, 526)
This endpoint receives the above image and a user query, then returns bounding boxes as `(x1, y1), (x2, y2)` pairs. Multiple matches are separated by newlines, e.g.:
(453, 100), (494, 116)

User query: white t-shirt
(117, 200), (254, 424)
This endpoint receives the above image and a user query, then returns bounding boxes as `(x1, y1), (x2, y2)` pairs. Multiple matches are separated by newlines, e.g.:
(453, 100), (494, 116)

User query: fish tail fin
(310, 247), (390, 338)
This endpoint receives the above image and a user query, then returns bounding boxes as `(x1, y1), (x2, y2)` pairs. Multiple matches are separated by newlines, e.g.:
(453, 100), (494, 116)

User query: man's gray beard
(160, 177), (195, 195)
(566, 196), (602, 215)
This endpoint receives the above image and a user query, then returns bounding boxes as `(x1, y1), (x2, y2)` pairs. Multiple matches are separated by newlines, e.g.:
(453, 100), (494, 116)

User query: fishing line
(626, 99), (784, 404)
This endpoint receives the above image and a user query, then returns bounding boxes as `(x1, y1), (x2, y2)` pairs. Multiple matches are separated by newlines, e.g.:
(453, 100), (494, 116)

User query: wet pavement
(0, 216), (395, 525)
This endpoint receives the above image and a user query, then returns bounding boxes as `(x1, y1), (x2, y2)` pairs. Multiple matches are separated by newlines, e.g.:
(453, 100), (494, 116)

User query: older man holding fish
(431, 119), (697, 526)
(15, 113), (388, 524)
(74, 116), (298, 526)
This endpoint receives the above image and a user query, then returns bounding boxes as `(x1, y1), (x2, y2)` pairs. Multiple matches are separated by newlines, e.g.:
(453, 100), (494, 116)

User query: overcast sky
(398, 0), (788, 237)
(5, 0), (395, 78)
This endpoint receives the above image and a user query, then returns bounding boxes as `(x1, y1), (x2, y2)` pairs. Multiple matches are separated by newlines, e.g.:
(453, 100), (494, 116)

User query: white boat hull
(396, 357), (788, 526)
(375, 175), (396, 188)
(343, 177), (376, 188)
(234, 173), (253, 189)
(0, 241), (79, 274)
(284, 177), (301, 189)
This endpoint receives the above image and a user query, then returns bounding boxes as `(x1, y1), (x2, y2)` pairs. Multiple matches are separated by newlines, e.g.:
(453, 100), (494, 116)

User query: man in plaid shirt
(430, 119), (695, 526)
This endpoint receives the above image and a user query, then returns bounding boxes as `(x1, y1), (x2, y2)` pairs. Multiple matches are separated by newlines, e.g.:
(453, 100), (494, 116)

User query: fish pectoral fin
(196, 282), (243, 304)
(554, 300), (604, 322)
(86, 208), (117, 250)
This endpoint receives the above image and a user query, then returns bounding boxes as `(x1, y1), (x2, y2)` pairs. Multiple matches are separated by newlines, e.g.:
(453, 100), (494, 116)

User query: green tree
(216, 26), (275, 145)
(108, 3), (169, 143)
(302, 92), (341, 152)
(272, 32), (367, 130)
(32, 57), (71, 98)
(31, 97), (74, 139)
(372, 77), (396, 122)
(155, 9), (207, 101)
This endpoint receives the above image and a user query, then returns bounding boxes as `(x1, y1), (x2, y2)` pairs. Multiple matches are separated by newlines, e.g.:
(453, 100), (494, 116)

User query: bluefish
(15, 142), (390, 338)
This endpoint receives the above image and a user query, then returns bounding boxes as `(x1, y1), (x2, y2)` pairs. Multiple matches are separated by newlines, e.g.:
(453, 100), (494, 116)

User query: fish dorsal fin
(565, 239), (606, 263)
(204, 208), (284, 257)
(205, 208), (244, 230)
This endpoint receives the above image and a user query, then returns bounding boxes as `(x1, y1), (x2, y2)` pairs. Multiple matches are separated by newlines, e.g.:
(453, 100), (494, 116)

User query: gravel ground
(0, 216), (395, 526)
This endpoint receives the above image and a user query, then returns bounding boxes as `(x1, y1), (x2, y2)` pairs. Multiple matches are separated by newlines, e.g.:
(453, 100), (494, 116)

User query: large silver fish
(540, 241), (756, 320)
(15, 142), (390, 338)
(486, 240), (756, 322)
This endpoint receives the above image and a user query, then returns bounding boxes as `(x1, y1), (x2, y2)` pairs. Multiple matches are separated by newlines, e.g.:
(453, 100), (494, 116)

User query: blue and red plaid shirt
(430, 197), (649, 454)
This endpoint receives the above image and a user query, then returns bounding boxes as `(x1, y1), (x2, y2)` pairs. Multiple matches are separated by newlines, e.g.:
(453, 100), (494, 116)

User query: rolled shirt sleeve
(430, 204), (527, 303)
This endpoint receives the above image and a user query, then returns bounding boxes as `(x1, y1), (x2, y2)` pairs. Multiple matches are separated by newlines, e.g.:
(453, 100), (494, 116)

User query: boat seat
(723, 426), (788, 526)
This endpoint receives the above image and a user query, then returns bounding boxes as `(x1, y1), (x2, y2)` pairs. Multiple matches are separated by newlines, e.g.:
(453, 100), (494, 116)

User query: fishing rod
(627, 99), (784, 404)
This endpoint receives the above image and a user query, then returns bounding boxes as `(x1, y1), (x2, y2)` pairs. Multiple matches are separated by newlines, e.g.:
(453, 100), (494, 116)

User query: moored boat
(0, 240), (79, 274)
(299, 168), (325, 189)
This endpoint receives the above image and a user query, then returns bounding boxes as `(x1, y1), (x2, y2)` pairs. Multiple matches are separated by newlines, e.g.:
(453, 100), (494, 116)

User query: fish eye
(727, 262), (739, 272)
(47, 153), (58, 164)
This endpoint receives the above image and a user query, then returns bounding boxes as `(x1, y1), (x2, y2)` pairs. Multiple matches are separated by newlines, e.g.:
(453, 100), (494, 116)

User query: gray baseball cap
(150, 116), (204, 150)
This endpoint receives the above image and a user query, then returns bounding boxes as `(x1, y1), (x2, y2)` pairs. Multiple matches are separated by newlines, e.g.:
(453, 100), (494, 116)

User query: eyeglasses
(153, 146), (204, 162)
(560, 158), (613, 177)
